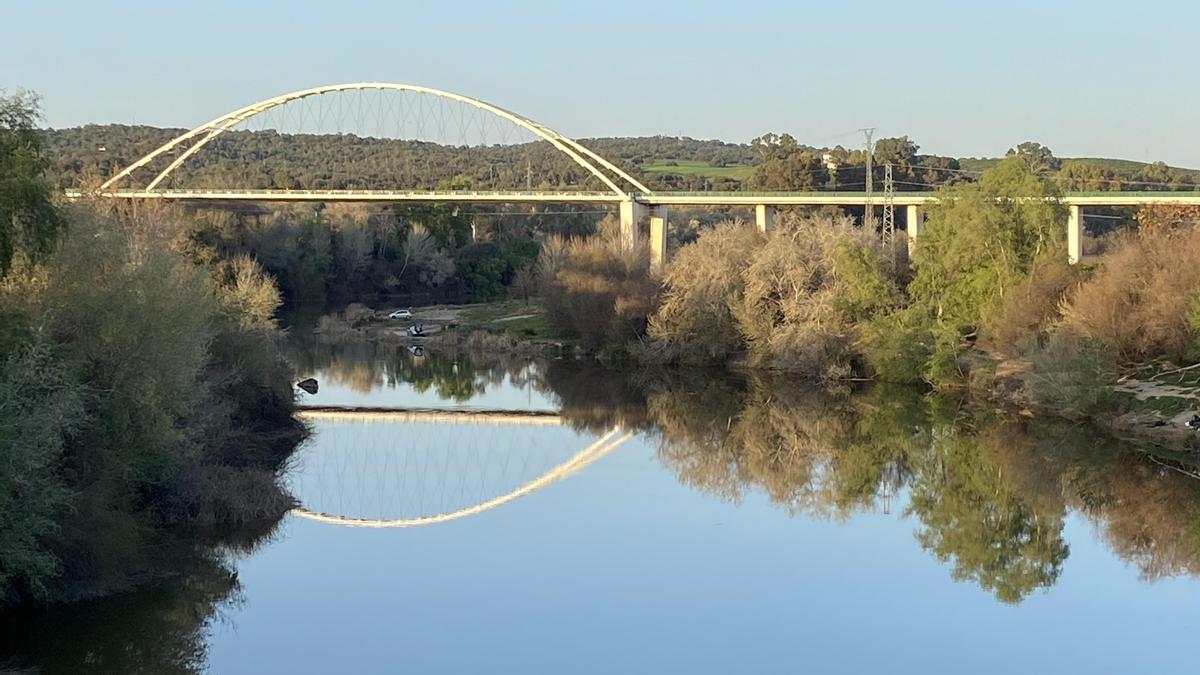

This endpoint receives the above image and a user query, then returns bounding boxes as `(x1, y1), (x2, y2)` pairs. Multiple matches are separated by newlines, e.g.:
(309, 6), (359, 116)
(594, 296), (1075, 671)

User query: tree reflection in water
(580, 368), (1200, 604)
(7, 342), (1200, 671)
(0, 524), (280, 674)
(289, 318), (1200, 602)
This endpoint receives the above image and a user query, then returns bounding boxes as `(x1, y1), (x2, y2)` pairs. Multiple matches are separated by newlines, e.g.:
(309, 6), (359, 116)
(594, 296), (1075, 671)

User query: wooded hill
(44, 125), (1200, 194)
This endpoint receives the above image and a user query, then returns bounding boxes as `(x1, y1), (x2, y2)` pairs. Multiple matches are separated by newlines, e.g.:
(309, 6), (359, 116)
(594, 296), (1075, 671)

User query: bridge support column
(649, 206), (669, 273)
(1068, 205), (1083, 264)
(619, 199), (649, 250)
(755, 204), (776, 233)
(906, 204), (925, 256)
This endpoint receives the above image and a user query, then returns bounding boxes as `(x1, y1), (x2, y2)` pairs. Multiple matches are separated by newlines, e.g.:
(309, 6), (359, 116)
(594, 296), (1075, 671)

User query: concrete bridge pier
(906, 204), (925, 256)
(620, 199), (669, 271)
(649, 206), (668, 273)
(755, 205), (776, 233)
(1067, 205), (1083, 264)
(619, 199), (648, 250)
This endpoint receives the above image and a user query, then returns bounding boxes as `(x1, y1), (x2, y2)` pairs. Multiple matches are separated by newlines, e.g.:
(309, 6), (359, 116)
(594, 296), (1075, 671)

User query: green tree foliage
(872, 136), (919, 167)
(33, 213), (217, 493)
(0, 206), (304, 605)
(392, 178), (475, 250)
(0, 91), (62, 274)
(911, 156), (1066, 325)
(455, 239), (538, 302)
(748, 133), (825, 190)
(865, 156), (1066, 384)
(1056, 160), (1115, 191)
(1006, 141), (1061, 174)
(0, 333), (83, 598)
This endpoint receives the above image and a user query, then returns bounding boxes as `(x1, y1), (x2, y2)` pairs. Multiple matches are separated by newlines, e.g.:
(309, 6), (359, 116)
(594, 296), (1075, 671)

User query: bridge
(290, 407), (631, 528)
(71, 81), (1200, 266)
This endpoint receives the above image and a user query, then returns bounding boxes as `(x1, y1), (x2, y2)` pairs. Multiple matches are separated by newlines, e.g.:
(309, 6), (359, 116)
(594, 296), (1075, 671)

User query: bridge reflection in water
(288, 408), (630, 528)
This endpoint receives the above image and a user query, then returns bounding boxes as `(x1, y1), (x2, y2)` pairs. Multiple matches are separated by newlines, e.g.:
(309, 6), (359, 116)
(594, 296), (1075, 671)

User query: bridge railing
(649, 190), (937, 198)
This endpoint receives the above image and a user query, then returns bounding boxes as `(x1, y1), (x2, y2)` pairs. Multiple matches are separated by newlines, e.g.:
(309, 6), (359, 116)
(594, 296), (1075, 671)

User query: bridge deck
(296, 406), (564, 425)
(65, 188), (1200, 207)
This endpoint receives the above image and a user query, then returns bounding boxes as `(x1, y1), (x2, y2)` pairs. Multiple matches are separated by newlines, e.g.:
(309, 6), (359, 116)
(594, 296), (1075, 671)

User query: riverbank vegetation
(0, 92), (305, 606)
(513, 151), (1200, 439)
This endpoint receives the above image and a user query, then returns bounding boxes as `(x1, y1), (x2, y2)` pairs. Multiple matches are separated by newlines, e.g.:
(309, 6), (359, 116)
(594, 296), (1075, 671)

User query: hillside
(43, 125), (1199, 193)
(960, 156), (1200, 182)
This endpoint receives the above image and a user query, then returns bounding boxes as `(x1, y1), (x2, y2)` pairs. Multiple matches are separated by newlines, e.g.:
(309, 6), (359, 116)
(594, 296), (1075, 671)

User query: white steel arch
(290, 426), (632, 528)
(101, 82), (653, 197)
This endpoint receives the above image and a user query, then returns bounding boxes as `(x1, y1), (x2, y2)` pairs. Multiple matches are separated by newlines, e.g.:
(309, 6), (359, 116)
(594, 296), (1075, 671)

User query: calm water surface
(4, 328), (1200, 673)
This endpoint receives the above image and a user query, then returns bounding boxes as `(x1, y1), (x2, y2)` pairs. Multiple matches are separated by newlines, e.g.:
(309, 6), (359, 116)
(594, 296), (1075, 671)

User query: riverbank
(310, 299), (578, 357)
(301, 297), (1200, 452)
(980, 352), (1200, 452)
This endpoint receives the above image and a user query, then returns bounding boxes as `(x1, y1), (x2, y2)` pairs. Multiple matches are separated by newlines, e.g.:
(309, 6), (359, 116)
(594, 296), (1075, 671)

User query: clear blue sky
(5, 0), (1198, 165)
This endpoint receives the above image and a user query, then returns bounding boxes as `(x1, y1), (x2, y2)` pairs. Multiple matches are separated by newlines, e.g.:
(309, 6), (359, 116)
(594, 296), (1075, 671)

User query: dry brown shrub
(342, 302), (374, 325)
(638, 221), (764, 365)
(542, 226), (658, 353)
(981, 254), (1082, 357)
(1136, 204), (1200, 233)
(1061, 226), (1200, 365)
(734, 213), (877, 377)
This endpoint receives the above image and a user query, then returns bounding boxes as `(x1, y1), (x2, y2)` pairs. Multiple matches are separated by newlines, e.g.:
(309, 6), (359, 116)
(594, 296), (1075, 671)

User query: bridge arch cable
(287, 413), (633, 528)
(98, 83), (653, 198)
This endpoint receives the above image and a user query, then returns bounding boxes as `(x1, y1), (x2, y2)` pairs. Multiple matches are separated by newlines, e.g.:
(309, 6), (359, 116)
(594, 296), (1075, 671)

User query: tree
(0, 90), (62, 275)
(1006, 141), (1060, 175)
(873, 136), (919, 167)
(509, 265), (537, 304)
(866, 156), (1066, 383)
(392, 176), (475, 250)
(749, 133), (825, 191)
(1057, 160), (1115, 191)
(1138, 161), (1172, 189)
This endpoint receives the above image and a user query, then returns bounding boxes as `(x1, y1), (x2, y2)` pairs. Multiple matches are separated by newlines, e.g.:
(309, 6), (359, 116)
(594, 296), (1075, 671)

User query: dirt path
(491, 313), (539, 323)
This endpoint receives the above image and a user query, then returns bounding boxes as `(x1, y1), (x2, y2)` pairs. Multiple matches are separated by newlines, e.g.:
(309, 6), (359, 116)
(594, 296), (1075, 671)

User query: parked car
(388, 308), (413, 320)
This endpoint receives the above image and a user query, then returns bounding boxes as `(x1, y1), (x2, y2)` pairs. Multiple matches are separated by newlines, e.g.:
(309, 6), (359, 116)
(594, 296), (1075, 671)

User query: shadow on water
(0, 517), (283, 674)
(7, 326), (1200, 670)
(0, 559), (239, 674)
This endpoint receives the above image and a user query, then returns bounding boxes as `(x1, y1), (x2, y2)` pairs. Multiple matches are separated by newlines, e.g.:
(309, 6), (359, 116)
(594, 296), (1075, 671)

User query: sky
(5, 0), (1199, 165)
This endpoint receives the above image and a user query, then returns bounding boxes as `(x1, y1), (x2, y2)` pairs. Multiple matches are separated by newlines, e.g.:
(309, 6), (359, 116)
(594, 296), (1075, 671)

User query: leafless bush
(542, 226), (658, 354)
(637, 221), (764, 365)
(734, 213), (888, 377)
(1061, 226), (1200, 365)
(342, 302), (374, 325)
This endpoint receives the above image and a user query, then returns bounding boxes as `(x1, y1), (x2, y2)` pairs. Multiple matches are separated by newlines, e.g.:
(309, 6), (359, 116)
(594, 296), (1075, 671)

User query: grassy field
(640, 159), (755, 181)
(459, 300), (565, 340)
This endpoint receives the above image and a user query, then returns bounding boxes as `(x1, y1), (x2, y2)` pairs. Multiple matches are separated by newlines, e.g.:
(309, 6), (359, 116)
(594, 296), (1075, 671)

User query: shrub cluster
(639, 214), (900, 379)
(0, 206), (305, 605)
(540, 222), (659, 356)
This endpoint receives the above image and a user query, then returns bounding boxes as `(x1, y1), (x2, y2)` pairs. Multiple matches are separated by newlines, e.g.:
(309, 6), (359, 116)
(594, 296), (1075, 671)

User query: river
(3, 329), (1200, 673)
